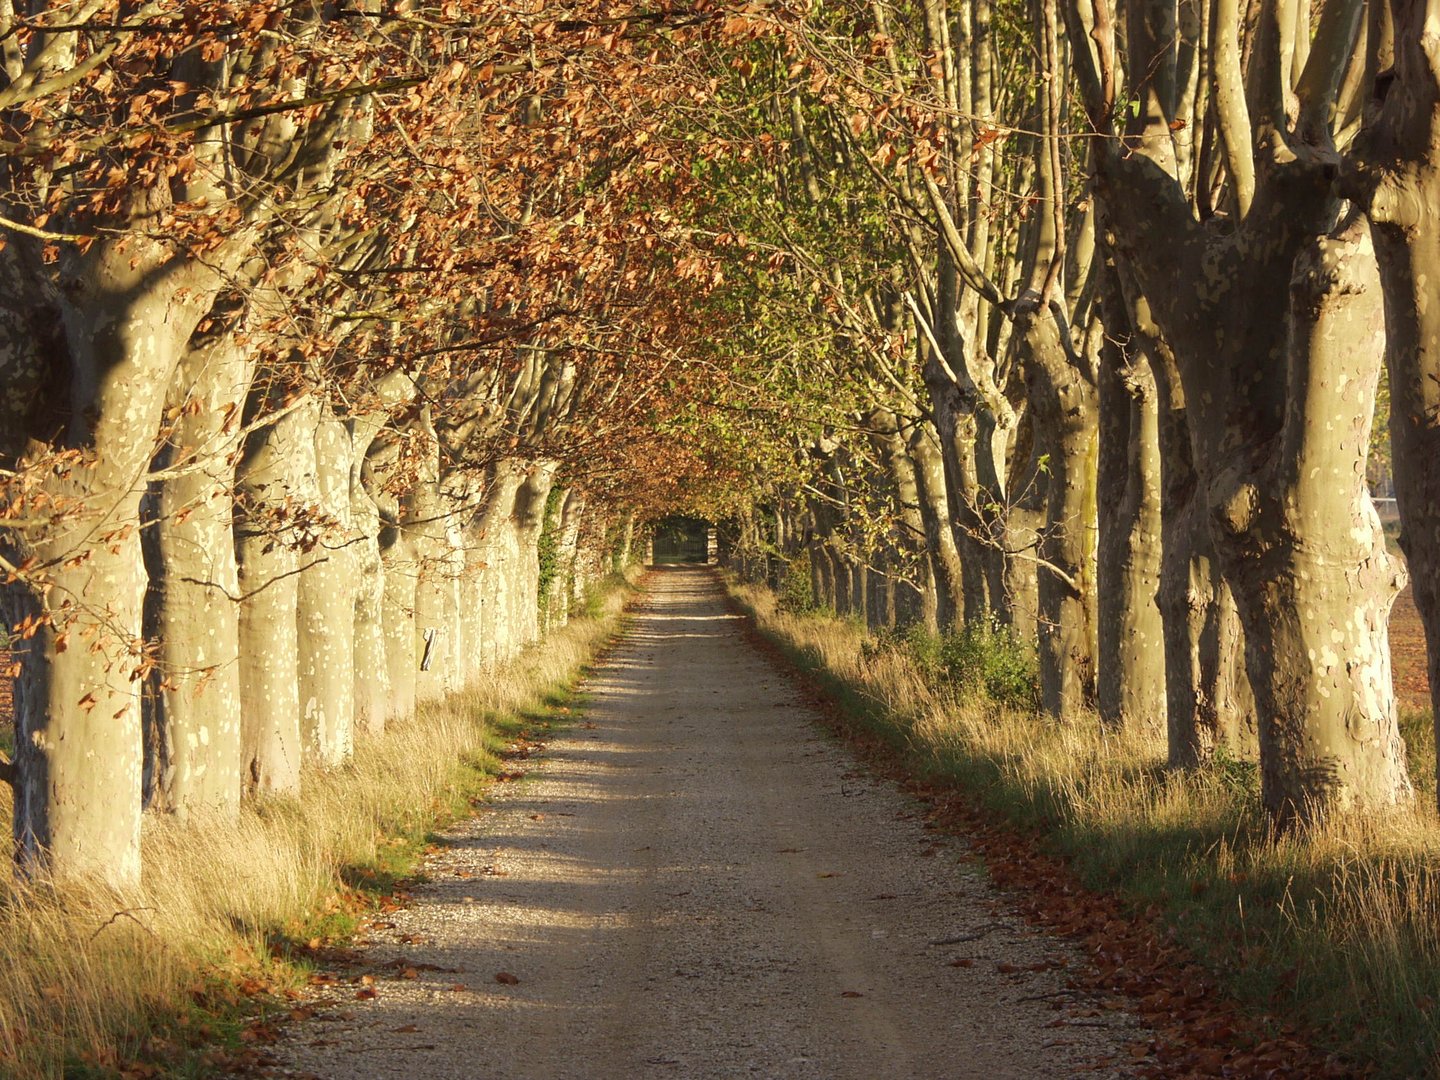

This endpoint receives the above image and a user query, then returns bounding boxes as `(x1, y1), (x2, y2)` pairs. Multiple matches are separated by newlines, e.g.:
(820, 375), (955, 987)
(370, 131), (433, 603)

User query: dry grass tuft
(0, 577), (631, 1079)
(731, 579), (1440, 1078)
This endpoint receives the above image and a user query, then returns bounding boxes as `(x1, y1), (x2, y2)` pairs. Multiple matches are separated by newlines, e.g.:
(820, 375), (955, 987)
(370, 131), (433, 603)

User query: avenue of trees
(0, 0), (732, 889)
(7, 0), (1440, 889)
(672, 0), (1440, 829)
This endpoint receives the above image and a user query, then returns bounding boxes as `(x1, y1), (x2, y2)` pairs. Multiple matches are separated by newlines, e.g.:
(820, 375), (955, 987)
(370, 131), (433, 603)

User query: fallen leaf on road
(840, 991), (863, 998)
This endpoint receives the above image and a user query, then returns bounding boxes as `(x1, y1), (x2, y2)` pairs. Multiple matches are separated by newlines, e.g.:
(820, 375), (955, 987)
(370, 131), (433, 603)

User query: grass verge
(0, 571), (637, 1080)
(729, 577), (1440, 1079)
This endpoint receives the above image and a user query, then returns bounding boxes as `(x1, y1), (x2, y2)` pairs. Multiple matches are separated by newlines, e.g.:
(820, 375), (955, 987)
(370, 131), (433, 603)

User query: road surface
(269, 567), (1147, 1079)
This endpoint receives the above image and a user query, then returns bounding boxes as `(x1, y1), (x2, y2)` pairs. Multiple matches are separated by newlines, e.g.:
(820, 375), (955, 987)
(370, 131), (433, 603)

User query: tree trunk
(1358, 20), (1440, 809)
(1096, 298), (1166, 736)
(351, 414), (390, 737)
(296, 403), (356, 766)
(1124, 283), (1256, 765)
(548, 490), (585, 629)
(871, 408), (937, 630)
(1096, 122), (1408, 820)
(511, 462), (558, 649)
(471, 462), (527, 669)
(6, 269), (207, 885)
(235, 397), (316, 797)
(1158, 480), (1257, 766)
(412, 417), (457, 704)
(908, 421), (967, 629)
(923, 361), (999, 622)
(146, 334), (253, 815)
(1208, 220), (1412, 820)
(1019, 308), (1098, 723)
(364, 431), (418, 721)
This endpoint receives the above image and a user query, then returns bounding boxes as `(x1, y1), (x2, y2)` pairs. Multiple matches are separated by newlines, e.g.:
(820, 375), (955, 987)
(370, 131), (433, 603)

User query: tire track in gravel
(267, 567), (1151, 1079)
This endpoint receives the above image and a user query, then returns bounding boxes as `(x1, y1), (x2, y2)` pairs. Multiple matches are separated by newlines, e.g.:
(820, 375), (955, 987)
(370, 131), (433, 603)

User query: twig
(89, 907), (158, 943)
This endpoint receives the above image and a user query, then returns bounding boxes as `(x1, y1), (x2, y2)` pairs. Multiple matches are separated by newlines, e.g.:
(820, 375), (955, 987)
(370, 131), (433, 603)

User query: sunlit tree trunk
(146, 331), (253, 814)
(351, 413), (391, 737)
(6, 263), (209, 885)
(1095, 284), (1165, 736)
(548, 489), (585, 629)
(296, 403), (357, 766)
(511, 462), (558, 650)
(872, 407), (938, 630)
(908, 420), (966, 629)
(1358, 5), (1440, 809)
(235, 396), (315, 797)
(1017, 308), (1098, 723)
(1209, 220), (1411, 819)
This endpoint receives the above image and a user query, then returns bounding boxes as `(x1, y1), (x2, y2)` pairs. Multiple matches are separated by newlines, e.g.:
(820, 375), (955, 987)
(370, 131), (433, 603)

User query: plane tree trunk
(296, 402), (357, 766)
(235, 395), (318, 797)
(1016, 306), (1099, 723)
(1355, 6), (1440, 810)
(907, 420), (967, 630)
(1207, 218), (1410, 819)
(5, 273), (209, 885)
(146, 329), (254, 815)
(1095, 296), (1165, 737)
(1123, 288), (1256, 765)
(1067, 0), (1411, 821)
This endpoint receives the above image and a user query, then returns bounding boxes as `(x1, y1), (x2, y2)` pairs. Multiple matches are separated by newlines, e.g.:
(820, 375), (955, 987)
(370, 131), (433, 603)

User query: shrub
(778, 551), (816, 614)
(904, 618), (1039, 710)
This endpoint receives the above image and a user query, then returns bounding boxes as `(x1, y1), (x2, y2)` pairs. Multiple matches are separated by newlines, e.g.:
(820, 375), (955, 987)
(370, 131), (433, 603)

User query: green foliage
(777, 550), (816, 613)
(1208, 742), (1260, 799)
(535, 487), (567, 618)
(904, 618), (1039, 710)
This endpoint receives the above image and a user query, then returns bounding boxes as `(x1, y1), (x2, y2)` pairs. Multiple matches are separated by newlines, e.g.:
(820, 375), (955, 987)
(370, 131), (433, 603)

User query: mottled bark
(470, 462), (526, 670)
(1018, 308), (1098, 723)
(871, 408), (937, 630)
(1158, 478), (1257, 766)
(412, 416), (457, 704)
(922, 356), (1001, 622)
(235, 398), (316, 797)
(351, 417), (390, 737)
(146, 333), (253, 815)
(908, 421), (967, 629)
(547, 489), (585, 630)
(1069, 0), (1406, 820)
(1128, 288), (1256, 765)
(1209, 221), (1411, 820)
(511, 463), (558, 649)
(296, 403), (356, 766)
(1357, 6), (1440, 809)
(5, 262), (209, 885)
(1095, 295), (1166, 736)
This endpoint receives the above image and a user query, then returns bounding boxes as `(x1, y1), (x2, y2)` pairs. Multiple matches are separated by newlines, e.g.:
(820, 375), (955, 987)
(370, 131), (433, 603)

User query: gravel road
(268, 567), (1149, 1079)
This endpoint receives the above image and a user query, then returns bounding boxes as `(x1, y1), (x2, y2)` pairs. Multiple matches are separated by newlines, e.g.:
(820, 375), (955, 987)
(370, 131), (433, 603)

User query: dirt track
(268, 568), (1148, 1079)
